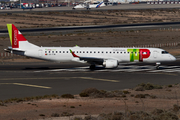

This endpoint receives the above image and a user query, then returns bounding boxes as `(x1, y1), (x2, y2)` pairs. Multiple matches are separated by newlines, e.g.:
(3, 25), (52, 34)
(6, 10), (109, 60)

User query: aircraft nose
(170, 55), (176, 61)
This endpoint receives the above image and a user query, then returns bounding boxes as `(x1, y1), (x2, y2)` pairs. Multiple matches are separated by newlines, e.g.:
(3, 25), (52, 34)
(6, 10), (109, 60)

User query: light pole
(19, 0), (21, 8)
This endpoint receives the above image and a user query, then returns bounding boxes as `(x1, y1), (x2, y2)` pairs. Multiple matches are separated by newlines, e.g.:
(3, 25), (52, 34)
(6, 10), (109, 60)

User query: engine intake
(103, 60), (118, 68)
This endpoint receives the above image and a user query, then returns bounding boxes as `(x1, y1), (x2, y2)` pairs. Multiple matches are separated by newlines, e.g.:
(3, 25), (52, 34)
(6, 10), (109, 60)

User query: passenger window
(63, 51), (65, 53)
(45, 51), (47, 53)
(102, 51), (103, 53)
(59, 51), (61, 53)
(52, 51), (54, 53)
(110, 52), (111, 53)
(106, 52), (108, 53)
(124, 52), (126, 54)
(49, 51), (50, 53)
(83, 51), (85, 53)
(121, 52), (122, 54)
(87, 51), (88, 53)
(117, 52), (119, 54)
(56, 51), (58, 53)
(94, 51), (96, 53)
(80, 51), (81, 53)
(67, 51), (68, 53)
(90, 51), (92, 53)
(98, 51), (100, 53)
(113, 52), (115, 53)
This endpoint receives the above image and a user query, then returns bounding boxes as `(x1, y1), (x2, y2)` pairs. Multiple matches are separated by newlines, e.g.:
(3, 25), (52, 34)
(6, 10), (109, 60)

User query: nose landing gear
(156, 62), (161, 70)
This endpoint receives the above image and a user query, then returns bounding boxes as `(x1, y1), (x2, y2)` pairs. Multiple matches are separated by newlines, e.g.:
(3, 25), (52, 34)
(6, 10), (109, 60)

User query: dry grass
(1, 9), (180, 29)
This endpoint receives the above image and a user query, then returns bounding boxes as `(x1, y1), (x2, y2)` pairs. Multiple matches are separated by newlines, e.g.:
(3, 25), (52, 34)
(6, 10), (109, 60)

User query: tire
(90, 65), (96, 70)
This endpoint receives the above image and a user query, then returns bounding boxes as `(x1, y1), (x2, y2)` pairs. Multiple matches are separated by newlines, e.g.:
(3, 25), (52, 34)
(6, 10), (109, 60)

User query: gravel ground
(1, 84), (180, 120)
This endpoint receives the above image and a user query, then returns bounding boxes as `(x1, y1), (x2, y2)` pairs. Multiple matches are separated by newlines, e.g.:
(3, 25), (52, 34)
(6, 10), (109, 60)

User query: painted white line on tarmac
(33, 65), (180, 73)
(76, 77), (119, 83)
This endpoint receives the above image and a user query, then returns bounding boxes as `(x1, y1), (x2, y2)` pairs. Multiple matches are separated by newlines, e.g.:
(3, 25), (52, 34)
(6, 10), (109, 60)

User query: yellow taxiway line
(0, 77), (119, 82)
(0, 83), (51, 89)
(0, 77), (119, 89)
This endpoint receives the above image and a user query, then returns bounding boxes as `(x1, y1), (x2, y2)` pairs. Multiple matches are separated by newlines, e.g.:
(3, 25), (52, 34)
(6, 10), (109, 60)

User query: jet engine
(103, 60), (118, 68)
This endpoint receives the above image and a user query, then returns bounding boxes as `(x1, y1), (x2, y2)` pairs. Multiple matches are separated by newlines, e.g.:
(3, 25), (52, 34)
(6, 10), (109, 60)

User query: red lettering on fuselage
(139, 49), (150, 62)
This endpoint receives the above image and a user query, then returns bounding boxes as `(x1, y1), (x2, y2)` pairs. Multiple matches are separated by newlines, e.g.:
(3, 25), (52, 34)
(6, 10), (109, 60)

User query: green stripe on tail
(7, 24), (12, 46)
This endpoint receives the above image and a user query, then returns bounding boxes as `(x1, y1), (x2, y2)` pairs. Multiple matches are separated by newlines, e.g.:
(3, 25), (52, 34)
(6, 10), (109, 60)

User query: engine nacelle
(103, 60), (118, 68)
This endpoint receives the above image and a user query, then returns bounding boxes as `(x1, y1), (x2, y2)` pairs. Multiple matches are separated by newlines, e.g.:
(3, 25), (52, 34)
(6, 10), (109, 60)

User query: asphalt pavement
(0, 61), (180, 100)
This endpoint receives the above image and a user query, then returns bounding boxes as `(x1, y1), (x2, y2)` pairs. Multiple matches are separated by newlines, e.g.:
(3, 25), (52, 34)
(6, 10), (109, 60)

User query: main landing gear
(90, 64), (96, 70)
(156, 62), (161, 70)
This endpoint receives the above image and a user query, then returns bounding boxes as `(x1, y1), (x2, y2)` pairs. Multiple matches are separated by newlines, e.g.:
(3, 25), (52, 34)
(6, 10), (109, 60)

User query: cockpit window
(162, 51), (169, 54)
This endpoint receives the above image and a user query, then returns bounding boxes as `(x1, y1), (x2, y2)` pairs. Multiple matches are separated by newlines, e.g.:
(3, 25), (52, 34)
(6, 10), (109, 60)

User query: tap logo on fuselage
(127, 49), (150, 62)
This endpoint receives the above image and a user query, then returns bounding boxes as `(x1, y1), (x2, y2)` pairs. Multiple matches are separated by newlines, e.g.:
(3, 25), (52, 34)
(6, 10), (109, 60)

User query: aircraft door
(87, 3), (89, 9)
(153, 51), (157, 58)
(38, 49), (43, 57)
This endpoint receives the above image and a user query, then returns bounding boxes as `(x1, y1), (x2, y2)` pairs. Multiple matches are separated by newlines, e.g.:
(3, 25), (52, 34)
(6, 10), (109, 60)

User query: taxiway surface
(0, 61), (180, 100)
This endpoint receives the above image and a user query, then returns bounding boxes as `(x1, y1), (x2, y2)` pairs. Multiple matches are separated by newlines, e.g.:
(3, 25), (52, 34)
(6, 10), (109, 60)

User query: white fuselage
(21, 45), (176, 64)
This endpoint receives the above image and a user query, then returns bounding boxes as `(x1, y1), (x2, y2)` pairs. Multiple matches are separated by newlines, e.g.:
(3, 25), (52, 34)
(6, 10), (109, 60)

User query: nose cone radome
(170, 55), (176, 61)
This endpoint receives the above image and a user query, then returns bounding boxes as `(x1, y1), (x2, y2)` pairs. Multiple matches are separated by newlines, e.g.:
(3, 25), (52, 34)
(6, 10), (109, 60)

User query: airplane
(5, 24), (176, 69)
(72, 3), (86, 9)
(72, 1), (106, 10)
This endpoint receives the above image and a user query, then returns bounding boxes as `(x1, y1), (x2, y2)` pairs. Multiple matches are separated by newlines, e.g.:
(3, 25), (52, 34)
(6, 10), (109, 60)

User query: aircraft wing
(79, 57), (104, 64)
(70, 49), (104, 64)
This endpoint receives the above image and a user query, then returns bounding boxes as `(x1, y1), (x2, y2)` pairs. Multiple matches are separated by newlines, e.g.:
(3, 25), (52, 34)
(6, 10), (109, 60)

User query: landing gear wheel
(156, 66), (159, 70)
(90, 65), (95, 70)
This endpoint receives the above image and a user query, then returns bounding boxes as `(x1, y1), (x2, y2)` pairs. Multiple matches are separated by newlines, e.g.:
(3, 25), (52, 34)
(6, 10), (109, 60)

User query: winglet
(70, 49), (79, 57)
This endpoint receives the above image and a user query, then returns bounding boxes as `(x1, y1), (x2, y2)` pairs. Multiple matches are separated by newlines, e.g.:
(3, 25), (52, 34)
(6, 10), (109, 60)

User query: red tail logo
(12, 24), (26, 48)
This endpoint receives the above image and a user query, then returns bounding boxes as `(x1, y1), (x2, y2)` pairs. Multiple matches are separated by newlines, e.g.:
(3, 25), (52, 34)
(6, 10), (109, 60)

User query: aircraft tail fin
(7, 24), (39, 50)
(96, 2), (105, 8)
(7, 24), (27, 49)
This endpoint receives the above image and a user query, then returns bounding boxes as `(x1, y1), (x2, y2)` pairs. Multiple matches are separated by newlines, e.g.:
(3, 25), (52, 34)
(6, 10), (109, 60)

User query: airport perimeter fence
(0, 53), (25, 59)
(123, 42), (180, 48)
(0, 42), (179, 59)
(147, 1), (180, 4)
